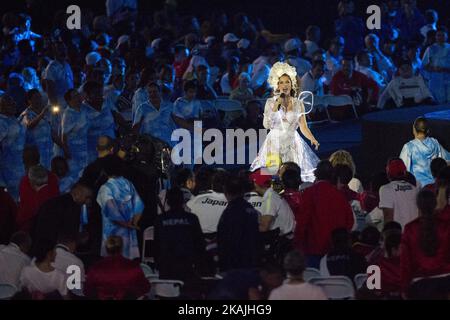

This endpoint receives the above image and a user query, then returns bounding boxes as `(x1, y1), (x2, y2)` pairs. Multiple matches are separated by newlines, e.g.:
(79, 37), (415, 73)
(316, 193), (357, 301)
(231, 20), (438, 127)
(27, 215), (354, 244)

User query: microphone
(278, 93), (286, 111)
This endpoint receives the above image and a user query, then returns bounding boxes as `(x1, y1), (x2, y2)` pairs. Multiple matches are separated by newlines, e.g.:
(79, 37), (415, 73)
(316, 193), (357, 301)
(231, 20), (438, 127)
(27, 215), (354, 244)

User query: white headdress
(267, 61), (298, 95)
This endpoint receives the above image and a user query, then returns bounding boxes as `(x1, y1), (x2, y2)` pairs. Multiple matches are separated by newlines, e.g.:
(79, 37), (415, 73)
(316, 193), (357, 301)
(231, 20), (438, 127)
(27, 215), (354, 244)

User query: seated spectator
(154, 187), (207, 281)
(241, 170), (264, 214)
(250, 169), (296, 237)
(187, 169), (228, 234)
(17, 164), (59, 233)
(172, 80), (202, 132)
(334, 164), (361, 230)
(400, 117), (449, 187)
(0, 232), (31, 288)
(20, 239), (68, 299)
(195, 65), (217, 100)
(229, 72), (254, 105)
(330, 57), (379, 113)
(352, 226), (381, 259)
(158, 167), (195, 213)
(355, 50), (387, 90)
(269, 250), (327, 300)
(84, 236), (150, 300)
(329, 149), (364, 193)
(300, 60), (327, 119)
(378, 60), (434, 109)
(217, 175), (260, 272)
(423, 158), (448, 193)
(220, 56), (240, 95)
(405, 42), (422, 75)
(0, 186), (17, 245)
(325, 36), (345, 85)
(420, 10), (438, 41)
(379, 158), (419, 228)
(284, 38), (312, 78)
(173, 45), (190, 82)
(294, 160), (354, 268)
(53, 233), (86, 285)
(51, 156), (75, 194)
(229, 99), (263, 130)
(364, 33), (395, 81)
(319, 228), (367, 280)
(401, 189), (450, 299)
(304, 25), (321, 59)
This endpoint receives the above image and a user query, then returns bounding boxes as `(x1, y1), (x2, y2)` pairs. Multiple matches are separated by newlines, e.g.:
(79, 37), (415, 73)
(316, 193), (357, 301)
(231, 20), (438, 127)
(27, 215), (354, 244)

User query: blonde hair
(329, 150), (356, 176)
(105, 235), (123, 255)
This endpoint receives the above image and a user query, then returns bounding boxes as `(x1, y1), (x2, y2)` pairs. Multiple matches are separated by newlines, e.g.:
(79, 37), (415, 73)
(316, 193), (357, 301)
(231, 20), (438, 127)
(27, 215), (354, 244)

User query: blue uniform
(422, 43), (450, 104)
(0, 114), (25, 200)
(83, 102), (116, 164)
(133, 100), (177, 147)
(61, 107), (89, 180)
(18, 108), (53, 169)
(97, 177), (144, 260)
(400, 137), (450, 187)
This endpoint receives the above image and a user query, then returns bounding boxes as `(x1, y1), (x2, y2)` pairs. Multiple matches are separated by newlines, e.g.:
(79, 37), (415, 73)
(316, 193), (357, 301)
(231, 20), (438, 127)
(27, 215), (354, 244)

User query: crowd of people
(0, 0), (450, 300)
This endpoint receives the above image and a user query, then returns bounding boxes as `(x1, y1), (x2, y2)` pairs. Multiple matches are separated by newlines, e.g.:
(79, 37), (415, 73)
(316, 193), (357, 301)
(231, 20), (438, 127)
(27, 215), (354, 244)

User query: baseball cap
(284, 38), (301, 53)
(223, 33), (239, 43)
(249, 169), (273, 187)
(386, 159), (407, 179)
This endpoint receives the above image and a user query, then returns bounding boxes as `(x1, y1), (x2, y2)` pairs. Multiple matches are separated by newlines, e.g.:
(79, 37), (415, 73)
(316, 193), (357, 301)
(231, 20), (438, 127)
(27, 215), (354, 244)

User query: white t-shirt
(269, 282), (327, 300)
(20, 264), (68, 296)
(261, 188), (296, 235)
(186, 190), (228, 234)
(379, 180), (419, 228)
(244, 192), (264, 214)
(349, 177), (364, 193)
(53, 245), (86, 282)
(0, 243), (31, 288)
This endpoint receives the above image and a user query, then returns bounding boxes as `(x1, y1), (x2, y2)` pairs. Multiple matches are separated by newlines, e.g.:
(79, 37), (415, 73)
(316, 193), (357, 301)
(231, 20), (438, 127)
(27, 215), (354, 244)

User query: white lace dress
(250, 97), (320, 182)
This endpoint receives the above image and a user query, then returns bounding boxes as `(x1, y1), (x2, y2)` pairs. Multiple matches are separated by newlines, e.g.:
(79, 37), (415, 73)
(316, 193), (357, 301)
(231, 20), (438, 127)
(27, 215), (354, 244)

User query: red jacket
(85, 255), (151, 300)
(400, 206), (450, 292)
(330, 70), (379, 103)
(377, 255), (402, 296)
(282, 188), (303, 219)
(293, 181), (354, 255)
(0, 188), (17, 244)
(16, 173), (59, 232)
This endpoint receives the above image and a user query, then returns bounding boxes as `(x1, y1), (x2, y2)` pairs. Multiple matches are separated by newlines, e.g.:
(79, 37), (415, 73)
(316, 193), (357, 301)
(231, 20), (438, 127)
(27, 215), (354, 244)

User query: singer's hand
(273, 97), (282, 112)
(311, 139), (320, 150)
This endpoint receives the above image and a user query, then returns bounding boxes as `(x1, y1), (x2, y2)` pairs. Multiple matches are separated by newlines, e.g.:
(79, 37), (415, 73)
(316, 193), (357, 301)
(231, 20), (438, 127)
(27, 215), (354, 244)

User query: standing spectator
(379, 158), (419, 227)
(423, 158), (447, 193)
(394, 0), (425, 42)
(422, 27), (450, 104)
(325, 37), (345, 85)
(154, 187), (207, 281)
(304, 25), (321, 59)
(0, 232), (31, 288)
(280, 169), (303, 227)
(42, 42), (74, 107)
(269, 250), (327, 300)
(51, 156), (75, 194)
(158, 167), (195, 214)
(401, 189), (450, 299)
(115, 70), (139, 123)
(217, 175), (260, 272)
(284, 38), (312, 78)
(0, 94), (26, 200)
(6, 73), (27, 116)
(19, 239), (69, 299)
(61, 89), (89, 180)
(365, 34), (396, 81)
(420, 9), (438, 42)
(334, 0), (365, 55)
(53, 233), (86, 285)
(84, 235), (150, 300)
(294, 160), (354, 268)
(400, 117), (449, 187)
(96, 155), (143, 260)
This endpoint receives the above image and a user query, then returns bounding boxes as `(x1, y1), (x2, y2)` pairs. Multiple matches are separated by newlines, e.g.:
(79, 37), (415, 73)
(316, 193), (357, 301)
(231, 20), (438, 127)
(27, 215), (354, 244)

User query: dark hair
(384, 230), (401, 258)
(102, 155), (125, 177)
(51, 156), (68, 172)
(64, 88), (78, 103)
(146, 81), (161, 90)
(314, 160), (334, 182)
(430, 157), (447, 178)
(414, 117), (430, 136)
(82, 80), (103, 95)
(281, 169), (301, 190)
(212, 169), (229, 193)
(34, 239), (56, 263)
(417, 190), (438, 257)
(166, 187), (185, 209)
(334, 164), (353, 185)
(370, 172), (389, 193)
(382, 221), (402, 234)
(223, 174), (244, 198)
(10, 231), (32, 249)
(183, 79), (198, 92)
(172, 167), (194, 188)
(436, 26), (448, 34)
(331, 228), (350, 251)
(57, 233), (78, 245)
(23, 145), (40, 169)
(193, 167), (214, 194)
(26, 89), (41, 102)
(360, 226), (381, 246)
(312, 60), (326, 69)
(283, 250), (306, 277)
(404, 172), (417, 187)
(437, 166), (450, 200)
(356, 50), (370, 63)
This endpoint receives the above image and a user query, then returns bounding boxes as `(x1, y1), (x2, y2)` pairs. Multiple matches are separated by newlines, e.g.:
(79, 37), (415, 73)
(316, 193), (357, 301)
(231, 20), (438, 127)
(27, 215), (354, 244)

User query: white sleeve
(399, 143), (411, 172)
(379, 185), (394, 209)
(263, 99), (276, 129)
(261, 191), (278, 218)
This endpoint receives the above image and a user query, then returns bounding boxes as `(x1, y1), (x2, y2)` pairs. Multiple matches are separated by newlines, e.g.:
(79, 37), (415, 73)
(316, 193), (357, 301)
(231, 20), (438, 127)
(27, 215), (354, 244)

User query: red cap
(386, 159), (407, 178)
(250, 169), (272, 187)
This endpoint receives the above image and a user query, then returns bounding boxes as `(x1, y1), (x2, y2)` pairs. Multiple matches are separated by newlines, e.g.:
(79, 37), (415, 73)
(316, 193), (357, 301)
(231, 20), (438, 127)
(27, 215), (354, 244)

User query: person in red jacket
(17, 164), (59, 233)
(376, 230), (402, 299)
(85, 235), (150, 300)
(330, 57), (379, 113)
(280, 168), (303, 218)
(400, 185), (450, 299)
(293, 160), (354, 268)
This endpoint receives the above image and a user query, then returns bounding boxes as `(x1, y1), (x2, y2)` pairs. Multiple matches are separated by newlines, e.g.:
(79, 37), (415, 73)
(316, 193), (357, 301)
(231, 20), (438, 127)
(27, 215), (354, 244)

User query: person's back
(0, 188), (17, 244)
(0, 232), (31, 288)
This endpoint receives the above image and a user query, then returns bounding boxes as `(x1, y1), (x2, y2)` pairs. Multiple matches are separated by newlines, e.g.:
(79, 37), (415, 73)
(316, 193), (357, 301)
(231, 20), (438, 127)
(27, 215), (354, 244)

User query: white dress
(250, 97), (320, 182)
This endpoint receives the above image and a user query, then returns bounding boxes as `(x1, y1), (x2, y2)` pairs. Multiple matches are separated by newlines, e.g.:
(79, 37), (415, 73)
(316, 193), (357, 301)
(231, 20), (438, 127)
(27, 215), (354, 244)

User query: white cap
(223, 33), (239, 43)
(151, 38), (162, 50)
(85, 51), (102, 66)
(115, 35), (129, 49)
(237, 38), (250, 49)
(284, 38), (301, 53)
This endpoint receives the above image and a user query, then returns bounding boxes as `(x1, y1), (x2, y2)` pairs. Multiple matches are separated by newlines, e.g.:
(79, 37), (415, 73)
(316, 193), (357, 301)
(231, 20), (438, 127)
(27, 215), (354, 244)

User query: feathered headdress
(267, 61), (298, 95)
